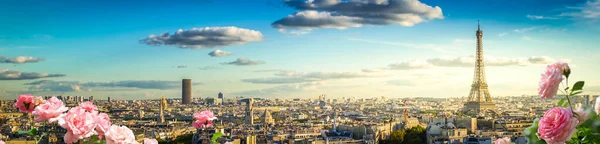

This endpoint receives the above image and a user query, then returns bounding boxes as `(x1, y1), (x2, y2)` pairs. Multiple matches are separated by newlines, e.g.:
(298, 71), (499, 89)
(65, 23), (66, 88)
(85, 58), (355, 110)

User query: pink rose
(79, 101), (98, 112)
(573, 103), (589, 125)
(33, 96), (45, 106)
(32, 97), (68, 123)
(538, 107), (578, 144)
(14, 94), (36, 113)
(595, 97), (600, 116)
(58, 107), (98, 144)
(105, 125), (138, 144)
(495, 137), (511, 144)
(143, 138), (158, 144)
(95, 113), (112, 139)
(192, 110), (217, 129)
(538, 62), (568, 99)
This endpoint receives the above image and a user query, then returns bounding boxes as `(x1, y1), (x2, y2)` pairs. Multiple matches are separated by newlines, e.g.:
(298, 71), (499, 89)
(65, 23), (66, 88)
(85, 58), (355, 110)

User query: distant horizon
(2, 0), (599, 99)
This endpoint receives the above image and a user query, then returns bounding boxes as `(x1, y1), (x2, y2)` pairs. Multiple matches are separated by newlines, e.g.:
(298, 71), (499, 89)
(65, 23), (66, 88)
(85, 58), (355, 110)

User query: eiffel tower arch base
(464, 102), (497, 114)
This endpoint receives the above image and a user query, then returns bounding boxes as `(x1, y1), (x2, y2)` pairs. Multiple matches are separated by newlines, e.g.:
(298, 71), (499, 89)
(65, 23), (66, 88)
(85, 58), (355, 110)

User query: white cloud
(559, 0), (600, 20)
(24, 80), (204, 92)
(0, 69), (65, 80)
(387, 61), (433, 70)
(362, 68), (385, 73)
(140, 26), (263, 49)
(526, 15), (559, 20)
(222, 58), (265, 66)
(272, 0), (443, 31)
(528, 56), (556, 64)
(513, 27), (540, 33)
(0, 56), (45, 64)
(530, 1), (600, 22)
(497, 26), (544, 40)
(208, 49), (232, 57)
(242, 71), (372, 84)
(426, 55), (556, 67)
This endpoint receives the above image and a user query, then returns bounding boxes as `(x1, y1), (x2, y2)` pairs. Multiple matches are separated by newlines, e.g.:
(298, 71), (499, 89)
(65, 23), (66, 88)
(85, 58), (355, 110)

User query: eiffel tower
(463, 21), (497, 114)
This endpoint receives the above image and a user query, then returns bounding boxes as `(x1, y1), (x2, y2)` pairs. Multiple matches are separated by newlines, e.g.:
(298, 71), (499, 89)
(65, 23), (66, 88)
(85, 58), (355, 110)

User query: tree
(389, 130), (406, 143)
(403, 125), (426, 144)
(172, 133), (193, 144)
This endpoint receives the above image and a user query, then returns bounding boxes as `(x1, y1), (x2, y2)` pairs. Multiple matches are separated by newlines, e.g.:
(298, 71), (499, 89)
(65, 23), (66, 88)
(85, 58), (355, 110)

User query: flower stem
(566, 95), (574, 111)
(565, 78), (574, 111)
(34, 133), (46, 144)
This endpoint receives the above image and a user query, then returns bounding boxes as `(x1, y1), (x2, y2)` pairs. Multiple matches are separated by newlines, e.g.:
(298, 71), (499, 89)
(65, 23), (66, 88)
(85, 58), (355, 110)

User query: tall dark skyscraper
(182, 79), (192, 104)
(218, 92), (224, 105)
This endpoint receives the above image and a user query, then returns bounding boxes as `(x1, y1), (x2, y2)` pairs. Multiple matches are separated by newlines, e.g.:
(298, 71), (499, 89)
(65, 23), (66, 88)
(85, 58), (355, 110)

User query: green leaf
(18, 128), (38, 136)
(17, 130), (30, 135)
(524, 118), (547, 144)
(571, 81), (585, 93)
(29, 128), (38, 136)
(212, 132), (224, 143)
(91, 135), (98, 141)
(558, 98), (565, 107)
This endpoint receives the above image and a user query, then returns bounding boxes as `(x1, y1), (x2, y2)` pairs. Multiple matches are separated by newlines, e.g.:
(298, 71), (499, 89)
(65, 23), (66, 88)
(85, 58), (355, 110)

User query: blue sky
(1, 0), (599, 100)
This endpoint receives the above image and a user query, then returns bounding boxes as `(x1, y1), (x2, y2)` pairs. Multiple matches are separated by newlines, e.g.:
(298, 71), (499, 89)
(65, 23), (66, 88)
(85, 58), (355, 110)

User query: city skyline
(2, 0), (600, 100)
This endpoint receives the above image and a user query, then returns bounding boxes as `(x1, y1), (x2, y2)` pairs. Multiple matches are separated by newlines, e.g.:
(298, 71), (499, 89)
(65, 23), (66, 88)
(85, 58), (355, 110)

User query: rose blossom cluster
(495, 137), (511, 144)
(538, 62), (569, 99)
(192, 110), (218, 129)
(533, 62), (600, 144)
(14, 95), (158, 144)
(14, 94), (45, 113)
(537, 107), (579, 144)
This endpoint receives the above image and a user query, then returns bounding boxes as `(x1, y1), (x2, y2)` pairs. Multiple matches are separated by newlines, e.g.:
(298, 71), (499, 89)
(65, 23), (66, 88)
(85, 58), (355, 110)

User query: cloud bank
(222, 58), (265, 66)
(0, 56), (45, 64)
(371, 56), (560, 72)
(24, 80), (204, 92)
(272, 0), (443, 31)
(426, 55), (556, 67)
(140, 26), (263, 49)
(0, 69), (65, 80)
(242, 71), (371, 84)
(208, 49), (232, 57)
(388, 61), (433, 70)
